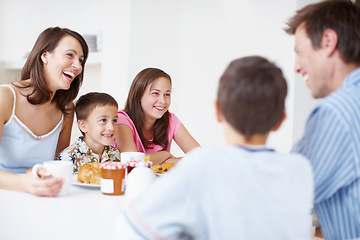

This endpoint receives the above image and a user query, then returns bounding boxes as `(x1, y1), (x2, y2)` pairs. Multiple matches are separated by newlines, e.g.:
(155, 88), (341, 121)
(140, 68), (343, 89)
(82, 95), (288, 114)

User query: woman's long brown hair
(124, 68), (171, 151)
(18, 27), (88, 115)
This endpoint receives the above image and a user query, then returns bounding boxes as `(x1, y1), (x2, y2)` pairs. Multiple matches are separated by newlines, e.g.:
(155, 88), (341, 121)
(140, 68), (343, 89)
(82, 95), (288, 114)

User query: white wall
(0, 0), (318, 155)
(0, 0), (105, 143)
(125, 0), (298, 153)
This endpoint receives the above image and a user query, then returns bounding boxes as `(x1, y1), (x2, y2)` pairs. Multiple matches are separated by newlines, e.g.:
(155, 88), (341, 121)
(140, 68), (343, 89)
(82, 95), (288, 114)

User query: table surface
(0, 184), (125, 240)
(0, 182), (324, 240)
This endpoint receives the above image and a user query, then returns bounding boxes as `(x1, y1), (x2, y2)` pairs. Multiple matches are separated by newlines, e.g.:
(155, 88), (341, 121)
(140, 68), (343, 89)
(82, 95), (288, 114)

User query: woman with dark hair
(113, 68), (199, 165)
(0, 27), (88, 196)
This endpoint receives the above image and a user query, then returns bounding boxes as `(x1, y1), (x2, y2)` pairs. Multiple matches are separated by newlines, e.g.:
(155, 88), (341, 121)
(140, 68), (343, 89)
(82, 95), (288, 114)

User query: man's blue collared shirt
(292, 67), (360, 240)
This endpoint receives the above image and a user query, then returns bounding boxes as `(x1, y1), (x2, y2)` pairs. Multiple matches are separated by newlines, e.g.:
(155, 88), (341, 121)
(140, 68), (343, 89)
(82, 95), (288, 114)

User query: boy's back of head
(217, 56), (287, 139)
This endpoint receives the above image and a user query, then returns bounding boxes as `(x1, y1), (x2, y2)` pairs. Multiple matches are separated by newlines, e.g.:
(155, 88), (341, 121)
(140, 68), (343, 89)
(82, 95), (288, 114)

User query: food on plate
(151, 162), (175, 174)
(77, 162), (101, 185)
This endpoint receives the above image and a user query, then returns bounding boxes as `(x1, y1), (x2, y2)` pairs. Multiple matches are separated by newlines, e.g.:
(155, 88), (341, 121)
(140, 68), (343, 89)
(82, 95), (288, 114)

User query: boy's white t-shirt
(122, 146), (314, 240)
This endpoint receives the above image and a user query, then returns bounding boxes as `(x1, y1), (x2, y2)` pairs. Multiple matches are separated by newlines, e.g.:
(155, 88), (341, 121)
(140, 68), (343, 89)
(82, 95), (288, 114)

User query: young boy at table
(120, 56), (314, 239)
(57, 92), (120, 172)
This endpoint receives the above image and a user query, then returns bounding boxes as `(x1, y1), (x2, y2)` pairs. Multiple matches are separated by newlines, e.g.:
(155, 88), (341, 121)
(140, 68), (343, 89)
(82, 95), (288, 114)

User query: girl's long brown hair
(18, 27), (88, 114)
(124, 68), (171, 151)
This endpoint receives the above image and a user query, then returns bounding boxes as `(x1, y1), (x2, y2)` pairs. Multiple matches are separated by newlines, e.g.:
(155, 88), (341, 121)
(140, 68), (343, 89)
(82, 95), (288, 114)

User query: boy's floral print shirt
(57, 137), (120, 173)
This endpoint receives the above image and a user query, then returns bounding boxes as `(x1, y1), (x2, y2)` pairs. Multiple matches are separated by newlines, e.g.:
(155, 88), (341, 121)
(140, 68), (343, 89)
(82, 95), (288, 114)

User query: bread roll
(151, 162), (175, 174)
(77, 162), (101, 185)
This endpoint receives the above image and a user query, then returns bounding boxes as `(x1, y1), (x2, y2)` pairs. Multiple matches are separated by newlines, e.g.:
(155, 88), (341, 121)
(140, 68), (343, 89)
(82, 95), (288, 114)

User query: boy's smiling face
(78, 105), (118, 155)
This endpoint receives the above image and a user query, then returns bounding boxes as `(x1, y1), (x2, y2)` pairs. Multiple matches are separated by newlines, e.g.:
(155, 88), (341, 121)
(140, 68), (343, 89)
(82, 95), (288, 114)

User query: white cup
(32, 161), (73, 196)
(120, 152), (145, 164)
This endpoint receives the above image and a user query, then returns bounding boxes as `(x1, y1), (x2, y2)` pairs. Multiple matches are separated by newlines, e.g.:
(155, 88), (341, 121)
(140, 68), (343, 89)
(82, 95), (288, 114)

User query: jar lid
(127, 160), (153, 168)
(100, 162), (126, 169)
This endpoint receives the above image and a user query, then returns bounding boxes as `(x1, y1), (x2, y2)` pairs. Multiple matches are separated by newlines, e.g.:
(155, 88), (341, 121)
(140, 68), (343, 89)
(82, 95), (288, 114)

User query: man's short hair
(217, 56), (287, 139)
(285, 0), (360, 64)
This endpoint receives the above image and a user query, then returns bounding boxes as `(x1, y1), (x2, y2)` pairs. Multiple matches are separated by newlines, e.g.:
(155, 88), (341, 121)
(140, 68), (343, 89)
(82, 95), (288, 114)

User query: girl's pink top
(112, 110), (182, 153)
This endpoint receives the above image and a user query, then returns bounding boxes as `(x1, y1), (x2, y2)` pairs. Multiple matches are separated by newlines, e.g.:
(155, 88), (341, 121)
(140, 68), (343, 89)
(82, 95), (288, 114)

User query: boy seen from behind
(120, 56), (314, 239)
(58, 92), (120, 172)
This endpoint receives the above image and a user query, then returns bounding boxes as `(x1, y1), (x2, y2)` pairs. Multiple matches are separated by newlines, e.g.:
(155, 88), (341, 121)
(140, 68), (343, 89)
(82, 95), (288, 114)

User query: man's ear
(77, 119), (87, 134)
(321, 28), (338, 57)
(41, 51), (49, 64)
(214, 100), (223, 123)
(272, 112), (286, 131)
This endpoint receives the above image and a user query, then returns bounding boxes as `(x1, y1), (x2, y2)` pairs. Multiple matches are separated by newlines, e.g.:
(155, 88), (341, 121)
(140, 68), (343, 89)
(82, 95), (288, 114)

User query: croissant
(77, 162), (101, 185)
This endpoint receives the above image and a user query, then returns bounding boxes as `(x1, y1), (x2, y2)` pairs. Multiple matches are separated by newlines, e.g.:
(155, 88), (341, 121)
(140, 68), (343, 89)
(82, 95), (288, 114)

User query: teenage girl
(113, 68), (200, 165)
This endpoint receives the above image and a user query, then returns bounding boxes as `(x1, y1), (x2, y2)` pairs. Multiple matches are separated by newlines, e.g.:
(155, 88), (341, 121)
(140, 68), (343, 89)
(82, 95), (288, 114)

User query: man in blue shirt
(285, 0), (360, 239)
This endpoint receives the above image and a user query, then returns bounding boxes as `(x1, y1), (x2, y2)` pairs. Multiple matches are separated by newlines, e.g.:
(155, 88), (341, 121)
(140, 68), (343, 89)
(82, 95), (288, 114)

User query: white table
(0, 184), (125, 240)
(0, 183), (323, 240)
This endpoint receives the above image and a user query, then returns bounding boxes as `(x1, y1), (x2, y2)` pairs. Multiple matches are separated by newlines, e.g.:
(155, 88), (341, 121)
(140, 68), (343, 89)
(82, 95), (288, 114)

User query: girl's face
(141, 77), (172, 122)
(41, 35), (84, 92)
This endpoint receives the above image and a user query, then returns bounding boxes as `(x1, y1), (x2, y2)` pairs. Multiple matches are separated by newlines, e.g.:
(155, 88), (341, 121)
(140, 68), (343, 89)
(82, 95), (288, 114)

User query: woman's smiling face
(41, 35), (84, 92)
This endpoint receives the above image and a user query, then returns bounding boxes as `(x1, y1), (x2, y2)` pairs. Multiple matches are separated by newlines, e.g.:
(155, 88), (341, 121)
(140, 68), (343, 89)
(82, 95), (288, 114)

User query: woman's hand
(0, 169), (62, 197)
(22, 173), (63, 197)
(36, 168), (52, 179)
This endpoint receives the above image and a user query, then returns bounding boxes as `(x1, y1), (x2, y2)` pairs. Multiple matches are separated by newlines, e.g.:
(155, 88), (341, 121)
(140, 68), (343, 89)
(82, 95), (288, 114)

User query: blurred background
(0, 0), (321, 155)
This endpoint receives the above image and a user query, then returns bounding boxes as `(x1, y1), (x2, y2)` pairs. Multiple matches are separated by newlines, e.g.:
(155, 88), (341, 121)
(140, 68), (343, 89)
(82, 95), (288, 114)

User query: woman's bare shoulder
(0, 85), (15, 103)
(0, 85), (15, 123)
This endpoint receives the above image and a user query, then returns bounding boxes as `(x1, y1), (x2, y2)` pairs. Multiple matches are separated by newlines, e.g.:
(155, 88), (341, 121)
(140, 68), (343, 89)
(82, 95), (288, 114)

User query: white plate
(72, 174), (100, 188)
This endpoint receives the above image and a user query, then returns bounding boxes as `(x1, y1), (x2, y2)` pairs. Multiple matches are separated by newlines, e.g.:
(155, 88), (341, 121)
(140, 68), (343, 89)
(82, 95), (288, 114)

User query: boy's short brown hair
(217, 56), (287, 139)
(75, 92), (118, 121)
